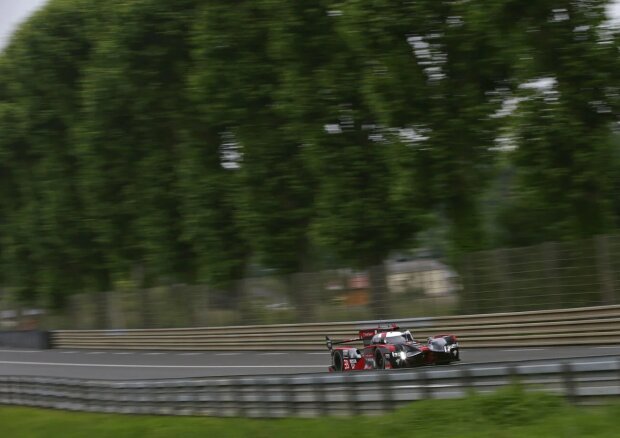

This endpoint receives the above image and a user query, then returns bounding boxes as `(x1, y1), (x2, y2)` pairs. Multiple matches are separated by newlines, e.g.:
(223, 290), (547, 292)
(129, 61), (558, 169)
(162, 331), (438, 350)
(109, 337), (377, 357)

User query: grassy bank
(1, 387), (619, 438)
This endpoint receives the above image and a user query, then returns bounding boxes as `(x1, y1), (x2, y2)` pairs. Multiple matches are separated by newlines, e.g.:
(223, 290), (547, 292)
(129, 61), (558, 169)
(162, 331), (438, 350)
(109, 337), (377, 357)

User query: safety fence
(3, 234), (619, 331)
(1, 357), (618, 417)
(50, 304), (620, 350)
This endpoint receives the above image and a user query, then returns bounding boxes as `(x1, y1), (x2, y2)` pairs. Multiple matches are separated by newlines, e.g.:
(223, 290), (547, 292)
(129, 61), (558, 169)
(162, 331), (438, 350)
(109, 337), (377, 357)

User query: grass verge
(1, 386), (619, 438)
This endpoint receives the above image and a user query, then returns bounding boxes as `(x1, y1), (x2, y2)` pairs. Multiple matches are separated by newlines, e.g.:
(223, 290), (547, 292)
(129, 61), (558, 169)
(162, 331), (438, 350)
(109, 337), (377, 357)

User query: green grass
(1, 387), (619, 438)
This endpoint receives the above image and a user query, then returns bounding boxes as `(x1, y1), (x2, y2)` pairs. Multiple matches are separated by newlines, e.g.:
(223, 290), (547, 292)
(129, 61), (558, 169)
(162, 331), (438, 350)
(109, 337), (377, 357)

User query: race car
(326, 324), (459, 372)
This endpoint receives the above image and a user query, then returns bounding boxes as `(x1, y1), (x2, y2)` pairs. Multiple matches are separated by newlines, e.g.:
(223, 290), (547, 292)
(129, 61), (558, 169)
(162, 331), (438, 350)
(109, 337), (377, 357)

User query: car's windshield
(385, 333), (413, 344)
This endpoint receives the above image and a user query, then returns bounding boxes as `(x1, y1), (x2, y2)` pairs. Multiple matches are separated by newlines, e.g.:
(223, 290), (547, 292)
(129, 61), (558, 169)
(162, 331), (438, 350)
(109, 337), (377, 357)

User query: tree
(496, 0), (620, 244)
(336, 0), (515, 254)
(0, 0), (105, 306)
(76, 0), (198, 288)
(262, 2), (409, 318)
(189, 2), (315, 278)
(178, 2), (254, 298)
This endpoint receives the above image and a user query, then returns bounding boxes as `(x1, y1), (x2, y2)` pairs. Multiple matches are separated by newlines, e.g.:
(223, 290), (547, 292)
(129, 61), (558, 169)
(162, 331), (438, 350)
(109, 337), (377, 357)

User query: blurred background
(1, 0), (620, 330)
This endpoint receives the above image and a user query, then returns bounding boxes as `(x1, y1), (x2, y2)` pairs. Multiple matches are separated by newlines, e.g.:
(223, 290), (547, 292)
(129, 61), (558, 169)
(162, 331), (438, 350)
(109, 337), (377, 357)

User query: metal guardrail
(51, 304), (620, 350)
(1, 357), (619, 417)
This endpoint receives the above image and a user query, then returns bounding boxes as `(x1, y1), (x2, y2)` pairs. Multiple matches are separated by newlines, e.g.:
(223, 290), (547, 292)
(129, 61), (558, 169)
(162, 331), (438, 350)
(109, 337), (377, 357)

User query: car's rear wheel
(375, 350), (385, 370)
(333, 350), (344, 372)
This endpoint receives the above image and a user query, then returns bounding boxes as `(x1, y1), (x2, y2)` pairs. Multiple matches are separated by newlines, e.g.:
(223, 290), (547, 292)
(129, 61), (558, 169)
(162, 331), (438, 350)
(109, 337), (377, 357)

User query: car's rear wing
(326, 324), (402, 350)
(325, 335), (361, 351)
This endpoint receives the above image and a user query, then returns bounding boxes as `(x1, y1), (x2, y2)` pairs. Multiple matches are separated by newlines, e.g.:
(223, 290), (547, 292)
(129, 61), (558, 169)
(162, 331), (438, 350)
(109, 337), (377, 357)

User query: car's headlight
(399, 351), (407, 360)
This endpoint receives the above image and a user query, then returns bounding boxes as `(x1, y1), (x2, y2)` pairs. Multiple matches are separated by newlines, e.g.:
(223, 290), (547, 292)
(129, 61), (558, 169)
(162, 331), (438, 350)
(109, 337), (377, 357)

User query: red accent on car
(327, 327), (459, 372)
(432, 334), (458, 344)
(358, 329), (379, 339)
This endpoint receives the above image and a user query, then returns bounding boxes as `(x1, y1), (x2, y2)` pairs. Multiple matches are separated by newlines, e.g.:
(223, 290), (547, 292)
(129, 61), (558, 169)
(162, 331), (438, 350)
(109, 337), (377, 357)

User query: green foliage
(470, 384), (564, 426)
(337, 0), (515, 253)
(495, 1), (620, 245)
(265, 2), (410, 269)
(0, 0), (105, 305)
(2, 387), (620, 438)
(75, 0), (198, 287)
(0, 0), (619, 312)
(189, 1), (316, 277)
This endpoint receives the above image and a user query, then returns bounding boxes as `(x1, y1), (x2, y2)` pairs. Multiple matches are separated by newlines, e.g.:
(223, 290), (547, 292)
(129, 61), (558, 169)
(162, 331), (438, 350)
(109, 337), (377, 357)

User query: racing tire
(375, 350), (385, 370)
(333, 350), (344, 372)
(437, 349), (459, 365)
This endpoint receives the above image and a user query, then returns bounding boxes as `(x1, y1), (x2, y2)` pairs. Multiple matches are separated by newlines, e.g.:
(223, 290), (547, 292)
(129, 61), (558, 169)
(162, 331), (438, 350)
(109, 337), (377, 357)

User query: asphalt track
(1, 345), (619, 380)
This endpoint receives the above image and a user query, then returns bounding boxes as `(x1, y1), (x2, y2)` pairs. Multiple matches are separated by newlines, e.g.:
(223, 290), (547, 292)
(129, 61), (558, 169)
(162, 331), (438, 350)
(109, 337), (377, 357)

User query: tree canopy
(0, 0), (618, 310)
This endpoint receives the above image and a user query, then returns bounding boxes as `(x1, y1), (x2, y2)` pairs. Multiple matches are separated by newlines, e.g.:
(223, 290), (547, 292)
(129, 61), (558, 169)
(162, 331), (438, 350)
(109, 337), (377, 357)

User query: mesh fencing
(459, 235), (619, 314)
(2, 234), (619, 330)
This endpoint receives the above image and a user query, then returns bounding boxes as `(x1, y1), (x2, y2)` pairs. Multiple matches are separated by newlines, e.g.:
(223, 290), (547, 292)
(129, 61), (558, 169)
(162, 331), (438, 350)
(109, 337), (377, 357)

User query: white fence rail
(51, 304), (620, 350)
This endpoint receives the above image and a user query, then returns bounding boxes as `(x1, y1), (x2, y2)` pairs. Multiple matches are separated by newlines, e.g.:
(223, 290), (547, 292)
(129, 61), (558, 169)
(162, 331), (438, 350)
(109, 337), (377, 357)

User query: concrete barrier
(0, 330), (50, 349)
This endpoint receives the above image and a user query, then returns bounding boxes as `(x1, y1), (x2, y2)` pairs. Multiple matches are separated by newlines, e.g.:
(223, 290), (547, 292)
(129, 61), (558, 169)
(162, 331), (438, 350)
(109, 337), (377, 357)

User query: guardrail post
(617, 357), (620, 397)
(562, 362), (576, 403)
(237, 378), (248, 418)
(239, 378), (258, 417)
(79, 380), (88, 412)
(255, 379), (267, 418)
(0, 377), (5, 405)
(4, 377), (14, 405)
(203, 380), (216, 416)
(44, 378), (55, 410)
(215, 380), (226, 417)
(507, 364), (518, 386)
(14, 377), (23, 407)
(2, 377), (10, 405)
(259, 378), (273, 418)
(13, 377), (21, 406)
(196, 381), (206, 415)
(419, 370), (432, 400)
(312, 376), (327, 417)
(19, 378), (29, 407)
(196, 381), (207, 415)
(460, 366), (473, 395)
(379, 371), (393, 412)
(11, 377), (17, 406)
(283, 376), (297, 417)
(346, 374), (361, 415)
